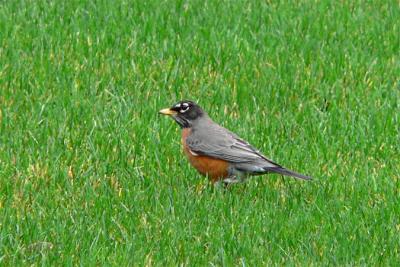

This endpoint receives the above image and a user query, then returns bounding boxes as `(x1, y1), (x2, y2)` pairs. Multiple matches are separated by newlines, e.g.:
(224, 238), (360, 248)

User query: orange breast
(181, 128), (229, 183)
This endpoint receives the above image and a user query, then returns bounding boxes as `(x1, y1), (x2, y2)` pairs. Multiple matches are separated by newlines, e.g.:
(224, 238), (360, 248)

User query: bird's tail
(268, 167), (312, 180)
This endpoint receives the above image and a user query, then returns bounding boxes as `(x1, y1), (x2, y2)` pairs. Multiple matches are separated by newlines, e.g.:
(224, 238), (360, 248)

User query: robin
(159, 100), (311, 184)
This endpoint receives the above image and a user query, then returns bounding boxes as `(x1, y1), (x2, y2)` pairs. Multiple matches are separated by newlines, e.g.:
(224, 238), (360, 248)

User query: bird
(159, 100), (311, 184)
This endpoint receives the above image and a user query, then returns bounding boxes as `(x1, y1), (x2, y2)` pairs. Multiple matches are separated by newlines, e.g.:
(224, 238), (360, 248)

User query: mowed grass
(0, 0), (399, 265)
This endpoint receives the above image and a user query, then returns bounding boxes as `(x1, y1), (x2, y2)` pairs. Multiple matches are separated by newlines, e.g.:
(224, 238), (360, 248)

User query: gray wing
(186, 124), (279, 166)
(186, 123), (311, 180)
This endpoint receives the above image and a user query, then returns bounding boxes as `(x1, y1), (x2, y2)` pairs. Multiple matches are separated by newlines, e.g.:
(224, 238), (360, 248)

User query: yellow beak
(159, 108), (177, 116)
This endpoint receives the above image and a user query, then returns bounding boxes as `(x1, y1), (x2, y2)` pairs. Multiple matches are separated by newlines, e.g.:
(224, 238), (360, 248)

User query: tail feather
(267, 167), (312, 180)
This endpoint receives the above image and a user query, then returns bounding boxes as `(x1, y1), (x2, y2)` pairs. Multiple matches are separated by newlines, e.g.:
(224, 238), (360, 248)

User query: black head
(159, 100), (205, 128)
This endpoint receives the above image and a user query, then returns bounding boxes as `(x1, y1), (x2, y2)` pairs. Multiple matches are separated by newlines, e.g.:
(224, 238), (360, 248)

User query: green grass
(0, 0), (399, 265)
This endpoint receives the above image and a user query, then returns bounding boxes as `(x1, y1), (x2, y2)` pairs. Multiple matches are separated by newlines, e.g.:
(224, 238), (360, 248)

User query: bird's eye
(180, 105), (189, 113)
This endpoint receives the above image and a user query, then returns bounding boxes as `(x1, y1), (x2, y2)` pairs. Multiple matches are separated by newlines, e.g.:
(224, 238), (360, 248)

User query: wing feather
(186, 124), (280, 167)
(185, 121), (311, 180)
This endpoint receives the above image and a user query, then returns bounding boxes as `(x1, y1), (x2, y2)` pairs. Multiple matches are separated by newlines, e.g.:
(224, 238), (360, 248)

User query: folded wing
(186, 125), (279, 167)
(186, 124), (311, 180)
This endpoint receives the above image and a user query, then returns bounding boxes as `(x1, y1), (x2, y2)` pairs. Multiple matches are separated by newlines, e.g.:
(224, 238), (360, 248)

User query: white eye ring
(180, 105), (189, 113)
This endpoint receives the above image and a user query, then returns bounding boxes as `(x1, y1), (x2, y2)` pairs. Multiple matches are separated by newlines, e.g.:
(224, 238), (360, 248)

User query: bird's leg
(223, 181), (231, 189)
(213, 179), (227, 189)
(212, 177), (236, 190)
(222, 176), (242, 185)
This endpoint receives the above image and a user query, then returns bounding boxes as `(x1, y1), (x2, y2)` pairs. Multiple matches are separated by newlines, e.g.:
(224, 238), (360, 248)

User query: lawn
(0, 0), (399, 265)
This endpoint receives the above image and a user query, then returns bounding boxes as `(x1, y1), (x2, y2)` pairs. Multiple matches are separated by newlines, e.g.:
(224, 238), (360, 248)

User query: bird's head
(159, 100), (205, 128)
